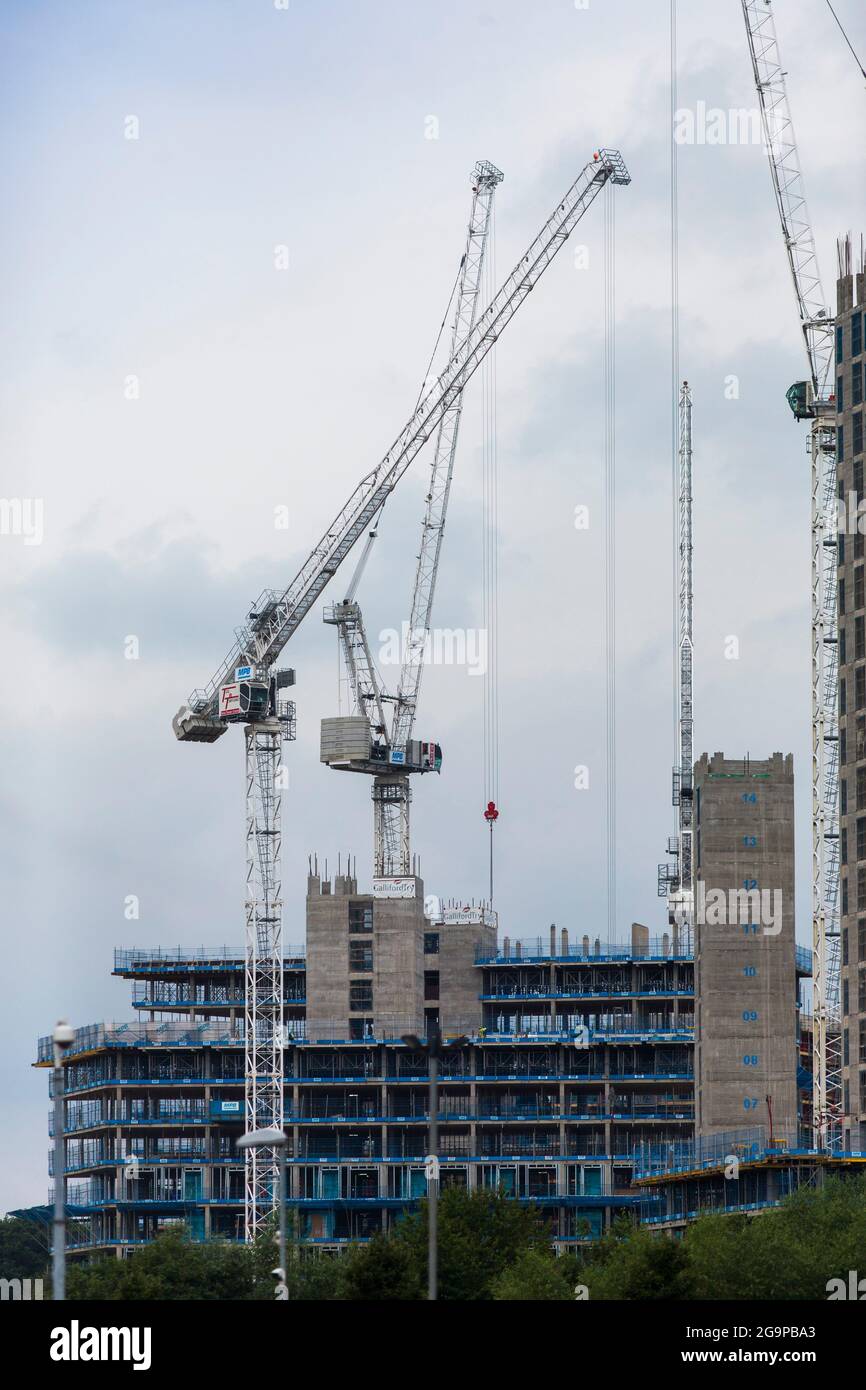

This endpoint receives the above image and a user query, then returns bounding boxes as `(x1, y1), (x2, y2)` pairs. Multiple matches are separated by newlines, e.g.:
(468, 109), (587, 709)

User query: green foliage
(0, 1215), (50, 1281)
(64, 1221), (346, 1302)
(247, 1214), (344, 1301)
(490, 1247), (575, 1301)
(339, 1231), (422, 1301)
(580, 1219), (694, 1300)
(339, 1186), (551, 1301)
(685, 1175), (866, 1300)
(55, 1173), (866, 1302)
(577, 1174), (866, 1301)
(66, 1228), (253, 1301)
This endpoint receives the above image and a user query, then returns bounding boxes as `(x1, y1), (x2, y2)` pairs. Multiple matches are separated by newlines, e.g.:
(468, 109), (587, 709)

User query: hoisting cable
(413, 255), (466, 414)
(603, 176), (617, 942)
(481, 200), (500, 906)
(670, 0), (681, 840)
(824, 0), (866, 85)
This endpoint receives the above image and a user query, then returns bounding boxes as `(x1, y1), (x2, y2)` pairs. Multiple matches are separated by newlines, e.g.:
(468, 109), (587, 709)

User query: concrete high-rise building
(693, 752), (797, 1140)
(32, 858), (818, 1257)
(304, 873), (496, 1041)
(836, 251), (866, 1151)
(305, 871), (427, 1041)
(33, 898), (703, 1256)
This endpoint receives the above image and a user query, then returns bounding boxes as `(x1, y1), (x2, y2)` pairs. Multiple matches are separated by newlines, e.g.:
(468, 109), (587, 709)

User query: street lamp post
(402, 1025), (467, 1301)
(52, 1020), (74, 1301)
(236, 1126), (288, 1299)
(428, 1047), (439, 1300)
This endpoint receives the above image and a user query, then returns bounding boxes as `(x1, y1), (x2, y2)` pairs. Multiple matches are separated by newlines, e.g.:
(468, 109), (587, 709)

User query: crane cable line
(670, 0), (681, 798)
(412, 255), (468, 416)
(481, 199), (500, 901)
(603, 179), (617, 940)
(824, 0), (866, 84)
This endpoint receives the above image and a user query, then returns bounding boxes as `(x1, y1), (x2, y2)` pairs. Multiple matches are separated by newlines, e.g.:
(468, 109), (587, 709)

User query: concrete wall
(693, 752), (797, 1139)
(432, 918), (496, 1036)
(305, 872), (426, 1037)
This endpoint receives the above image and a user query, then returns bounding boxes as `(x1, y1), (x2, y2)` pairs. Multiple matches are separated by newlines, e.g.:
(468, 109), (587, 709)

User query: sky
(1, 0), (864, 1211)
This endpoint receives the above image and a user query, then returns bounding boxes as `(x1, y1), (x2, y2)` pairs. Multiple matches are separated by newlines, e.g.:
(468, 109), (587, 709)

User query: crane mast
(678, 385), (694, 930)
(173, 147), (630, 1239)
(391, 161), (504, 750)
(740, 0), (840, 1150)
(658, 383), (694, 948)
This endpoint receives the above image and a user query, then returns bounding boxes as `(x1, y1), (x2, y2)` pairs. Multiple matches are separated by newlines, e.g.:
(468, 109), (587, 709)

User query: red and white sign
(440, 906), (497, 927)
(219, 683), (241, 719)
(372, 877), (416, 899)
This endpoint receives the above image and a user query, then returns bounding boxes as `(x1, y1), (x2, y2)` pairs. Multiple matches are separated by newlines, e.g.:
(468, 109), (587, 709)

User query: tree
(247, 1214), (344, 1301)
(685, 1175), (866, 1300)
(55, 1171), (866, 1302)
(339, 1231), (422, 1301)
(490, 1247), (575, 1301)
(64, 1221), (345, 1301)
(0, 1215), (51, 1281)
(579, 1218), (694, 1301)
(66, 1228), (253, 1301)
(576, 1174), (866, 1302)
(338, 1187), (552, 1301)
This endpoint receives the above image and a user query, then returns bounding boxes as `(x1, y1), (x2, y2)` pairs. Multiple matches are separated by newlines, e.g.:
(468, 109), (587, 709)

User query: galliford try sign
(439, 906), (497, 927)
(372, 877), (417, 899)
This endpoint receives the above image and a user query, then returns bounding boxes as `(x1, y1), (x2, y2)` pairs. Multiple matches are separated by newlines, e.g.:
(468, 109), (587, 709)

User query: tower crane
(740, 0), (840, 1150)
(321, 160), (503, 880)
(172, 148), (631, 1239)
(658, 382), (694, 950)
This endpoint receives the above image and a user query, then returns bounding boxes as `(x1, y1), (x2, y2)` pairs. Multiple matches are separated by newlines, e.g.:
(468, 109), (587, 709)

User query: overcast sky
(1, 0), (863, 1211)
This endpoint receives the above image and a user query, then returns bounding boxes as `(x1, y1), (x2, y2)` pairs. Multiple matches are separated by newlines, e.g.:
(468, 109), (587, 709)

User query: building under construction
(28, 2), (866, 1268)
(35, 853), (817, 1259)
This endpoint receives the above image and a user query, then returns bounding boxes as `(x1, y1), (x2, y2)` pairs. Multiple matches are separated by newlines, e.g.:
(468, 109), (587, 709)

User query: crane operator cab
(786, 379), (835, 422)
(786, 380), (812, 420)
(404, 739), (442, 773)
(219, 666), (296, 725)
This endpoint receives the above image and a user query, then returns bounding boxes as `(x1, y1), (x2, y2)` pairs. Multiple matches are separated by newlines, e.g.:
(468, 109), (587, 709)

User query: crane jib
(175, 149), (629, 735)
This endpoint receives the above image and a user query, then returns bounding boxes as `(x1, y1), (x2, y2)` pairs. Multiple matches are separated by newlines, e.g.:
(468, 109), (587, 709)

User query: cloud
(1, 0), (861, 1212)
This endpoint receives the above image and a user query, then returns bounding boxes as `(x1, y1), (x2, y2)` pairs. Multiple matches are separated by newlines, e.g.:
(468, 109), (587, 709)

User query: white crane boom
(742, 0), (834, 397)
(325, 160), (503, 876)
(390, 160), (503, 751)
(740, 0), (841, 1151)
(173, 149), (630, 743)
(328, 162), (502, 737)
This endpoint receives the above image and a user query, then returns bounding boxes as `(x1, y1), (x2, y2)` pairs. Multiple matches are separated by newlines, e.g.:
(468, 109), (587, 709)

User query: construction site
(27, 1), (866, 1271)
